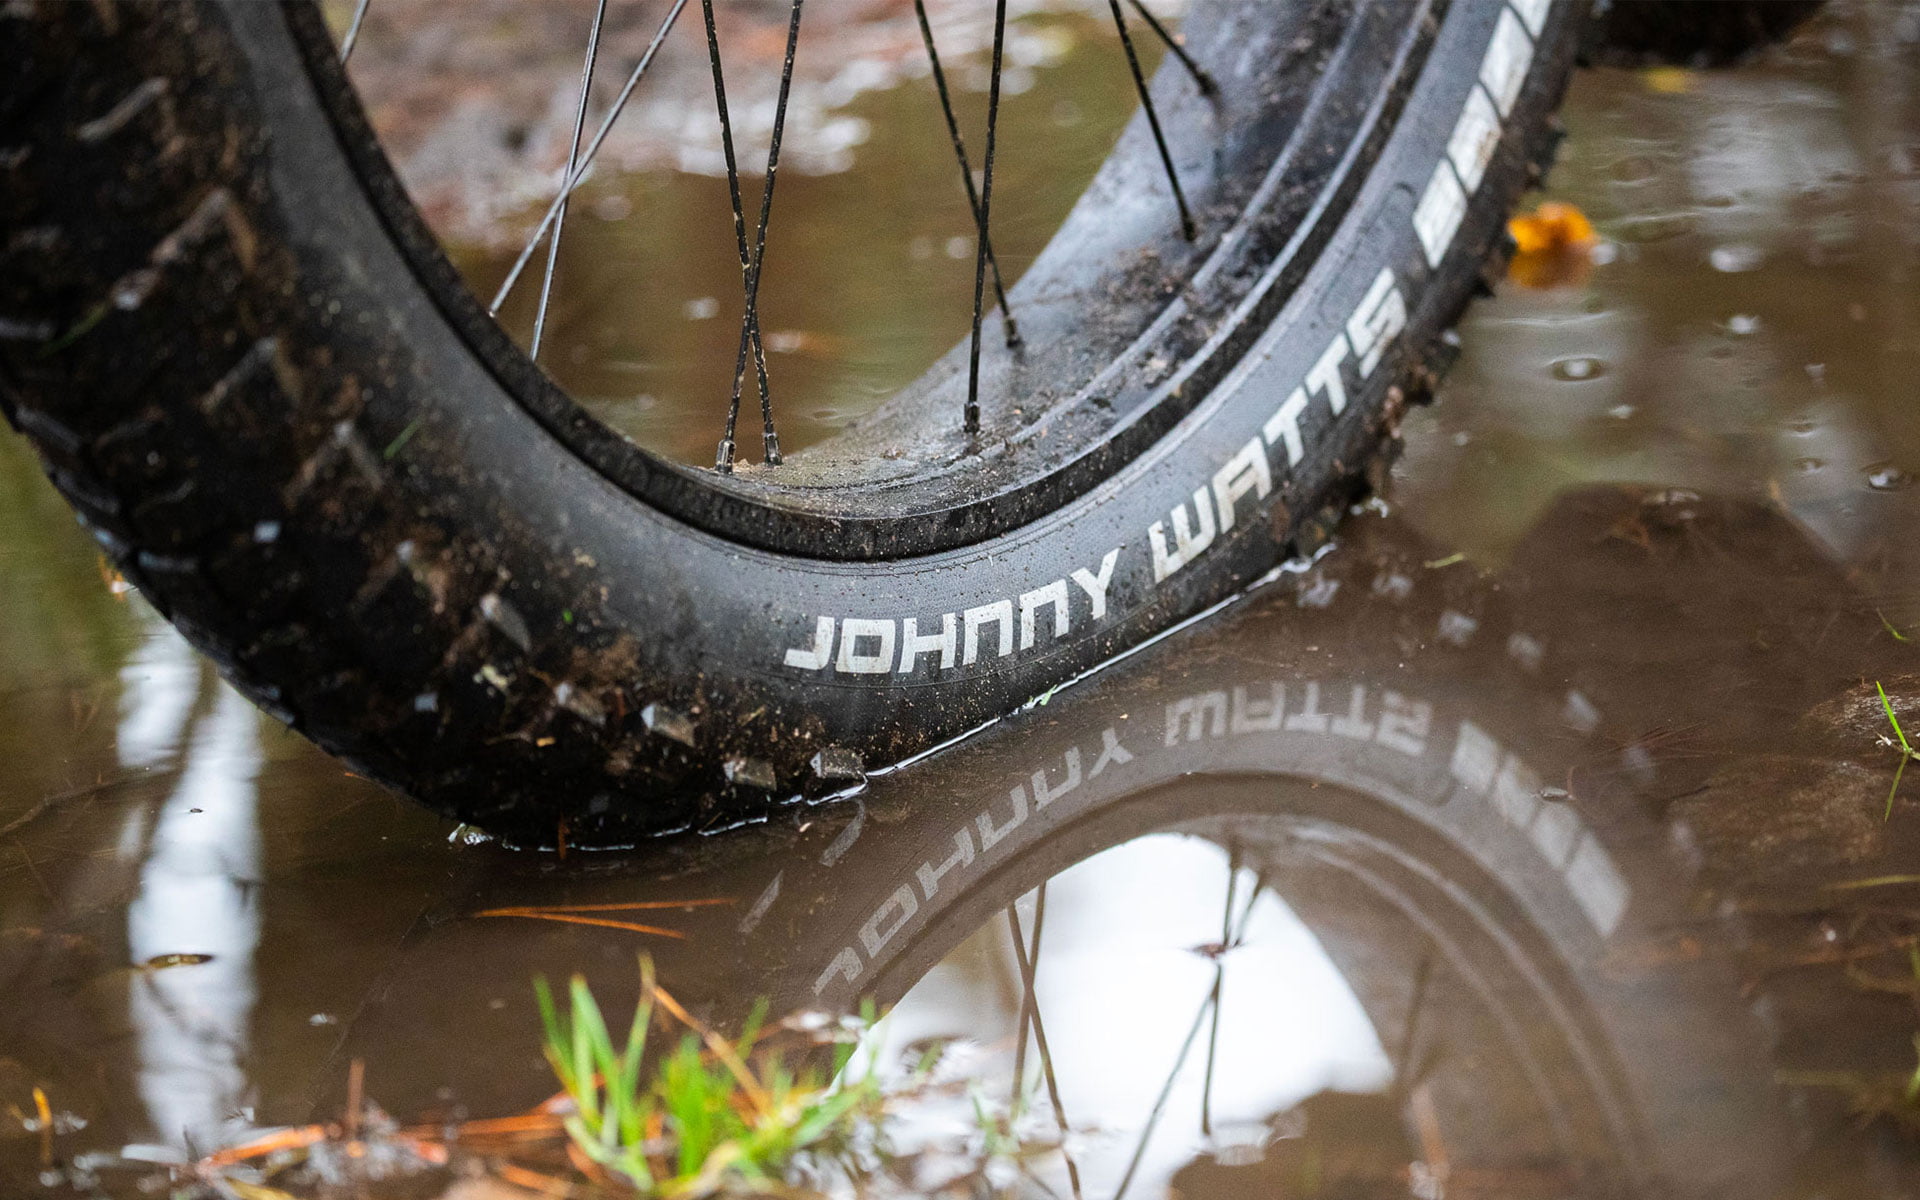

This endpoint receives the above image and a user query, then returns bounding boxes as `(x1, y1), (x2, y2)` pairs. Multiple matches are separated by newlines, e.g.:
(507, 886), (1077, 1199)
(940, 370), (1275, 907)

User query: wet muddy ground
(6, 1), (1920, 1196)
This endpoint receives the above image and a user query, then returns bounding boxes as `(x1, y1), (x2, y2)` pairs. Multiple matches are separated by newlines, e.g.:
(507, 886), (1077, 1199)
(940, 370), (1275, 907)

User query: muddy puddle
(6, 1), (1920, 1196)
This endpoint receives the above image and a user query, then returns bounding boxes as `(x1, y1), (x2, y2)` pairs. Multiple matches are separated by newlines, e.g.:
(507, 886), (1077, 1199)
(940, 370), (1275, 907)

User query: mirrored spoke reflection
(867, 840), (1393, 1198)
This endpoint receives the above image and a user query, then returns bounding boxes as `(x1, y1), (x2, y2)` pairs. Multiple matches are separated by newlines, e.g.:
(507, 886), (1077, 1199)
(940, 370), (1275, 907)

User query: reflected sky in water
(126, 681), (260, 1154)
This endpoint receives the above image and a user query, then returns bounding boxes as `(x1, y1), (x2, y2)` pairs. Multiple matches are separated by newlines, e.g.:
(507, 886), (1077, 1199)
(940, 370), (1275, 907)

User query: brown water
(7, 2), (1920, 1197)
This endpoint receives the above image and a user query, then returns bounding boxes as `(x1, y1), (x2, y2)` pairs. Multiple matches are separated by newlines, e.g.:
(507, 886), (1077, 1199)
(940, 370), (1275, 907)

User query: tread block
(127, 473), (244, 554)
(206, 532), (310, 626)
(43, 461), (131, 537)
(336, 545), (454, 687)
(31, 188), (261, 418)
(90, 408), (172, 488)
(288, 666), (405, 751)
(280, 420), (389, 541)
(238, 624), (338, 708)
(191, 336), (302, 463)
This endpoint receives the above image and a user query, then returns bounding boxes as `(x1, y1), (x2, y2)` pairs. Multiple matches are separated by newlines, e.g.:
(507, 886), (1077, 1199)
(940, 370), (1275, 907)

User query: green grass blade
(569, 976), (603, 1130)
(788, 1088), (865, 1150)
(570, 975), (617, 1068)
(569, 977), (625, 1148)
(664, 1037), (728, 1177)
(617, 963), (654, 1146)
(1880, 682), (1913, 755)
(738, 997), (770, 1061)
(617, 1146), (655, 1193)
(533, 977), (575, 1094)
(1909, 1034), (1920, 1106)
(831, 1036), (859, 1079)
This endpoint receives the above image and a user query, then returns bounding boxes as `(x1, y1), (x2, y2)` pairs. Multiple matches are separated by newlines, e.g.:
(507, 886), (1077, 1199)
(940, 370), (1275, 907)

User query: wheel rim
(287, 0), (1450, 559)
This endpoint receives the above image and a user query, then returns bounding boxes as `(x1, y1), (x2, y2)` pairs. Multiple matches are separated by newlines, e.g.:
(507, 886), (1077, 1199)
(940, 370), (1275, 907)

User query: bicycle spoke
(474, 0), (1194, 449)
(1008, 902), (1033, 1110)
(338, 0), (372, 63)
(964, 0), (1010, 436)
(743, 0), (805, 470)
(1198, 846), (1240, 1138)
(700, 0), (773, 471)
(529, 0), (608, 362)
(1112, 866), (1264, 1200)
(1394, 955), (1436, 1090)
(713, 0), (805, 470)
(1112, 987), (1213, 1200)
(489, 0), (690, 315)
(912, 0), (1020, 350)
(1126, 0), (1216, 96)
(1006, 884), (1084, 1200)
(1106, 0), (1196, 241)
(1231, 868), (1266, 944)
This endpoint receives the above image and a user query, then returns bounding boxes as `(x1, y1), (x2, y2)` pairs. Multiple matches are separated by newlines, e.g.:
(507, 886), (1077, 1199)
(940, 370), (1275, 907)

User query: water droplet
(1608, 404), (1635, 420)
(1615, 212), (1696, 243)
(1709, 243), (1766, 273)
(1551, 356), (1606, 382)
(1727, 314), (1761, 334)
(1796, 457), (1824, 472)
(1867, 464), (1913, 491)
(1785, 417), (1817, 435)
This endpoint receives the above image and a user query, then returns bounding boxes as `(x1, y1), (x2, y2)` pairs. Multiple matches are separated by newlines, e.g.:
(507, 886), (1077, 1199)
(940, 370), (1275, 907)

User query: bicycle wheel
(2, 0), (1581, 844)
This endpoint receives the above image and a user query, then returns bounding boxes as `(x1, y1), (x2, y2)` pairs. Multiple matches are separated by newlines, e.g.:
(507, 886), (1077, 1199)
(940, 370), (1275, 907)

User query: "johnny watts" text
(783, 550), (1120, 676)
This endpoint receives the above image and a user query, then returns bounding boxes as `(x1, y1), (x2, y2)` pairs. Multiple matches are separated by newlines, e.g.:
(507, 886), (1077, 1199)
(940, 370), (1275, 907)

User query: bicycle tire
(2, 0), (1581, 844)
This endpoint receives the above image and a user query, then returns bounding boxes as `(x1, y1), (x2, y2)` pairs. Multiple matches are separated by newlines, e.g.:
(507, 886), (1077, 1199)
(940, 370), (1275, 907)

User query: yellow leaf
(1508, 202), (1595, 255)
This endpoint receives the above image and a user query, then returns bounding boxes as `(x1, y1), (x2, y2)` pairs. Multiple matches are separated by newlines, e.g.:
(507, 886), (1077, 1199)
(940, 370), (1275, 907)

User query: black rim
(283, 0), (1445, 560)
